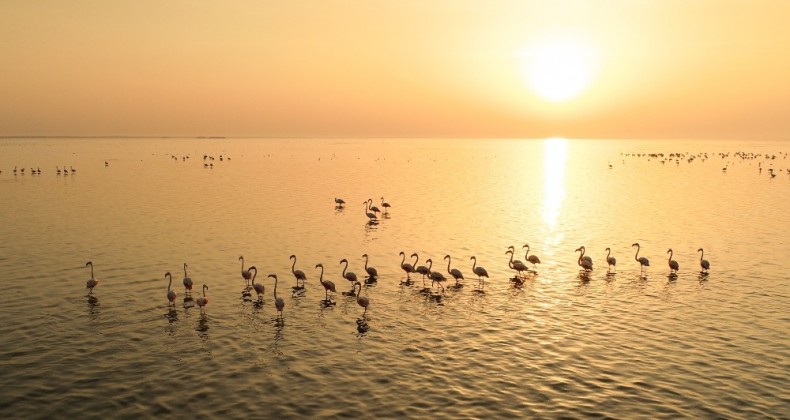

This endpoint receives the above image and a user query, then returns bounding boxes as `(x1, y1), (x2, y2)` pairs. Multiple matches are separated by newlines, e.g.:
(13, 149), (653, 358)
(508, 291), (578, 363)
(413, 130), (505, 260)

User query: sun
(519, 37), (599, 103)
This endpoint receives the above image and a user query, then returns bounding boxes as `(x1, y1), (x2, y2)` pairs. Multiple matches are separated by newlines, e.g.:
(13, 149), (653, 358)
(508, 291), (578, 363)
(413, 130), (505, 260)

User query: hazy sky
(2, 1), (789, 139)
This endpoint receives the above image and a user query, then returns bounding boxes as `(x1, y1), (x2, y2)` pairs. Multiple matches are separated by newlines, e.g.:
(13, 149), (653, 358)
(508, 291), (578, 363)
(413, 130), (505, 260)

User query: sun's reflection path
(541, 138), (568, 235)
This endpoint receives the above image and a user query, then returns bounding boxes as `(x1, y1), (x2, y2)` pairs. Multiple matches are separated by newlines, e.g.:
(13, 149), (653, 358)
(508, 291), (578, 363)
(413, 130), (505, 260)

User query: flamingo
(196, 284), (209, 313)
(366, 198), (381, 215)
(523, 244), (542, 271)
(361, 254), (378, 280)
(399, 251), (416, 283)
(426, 259), (447, 292)
(506, 249), (529, 278)
(165, 272), (176, 305)
(250, 266), (264, 301)
(605, 247), (617, 273)
(85, 261), (99, 295)
(576, 247), (593, 273)
(239, 256), (252, 288)
(315, 263), (336, 302)
(289, 255), (306, 290)
(334, 197), (345, 207)
(340, 258), (358, 288)
(353, 282), (370, 314)
(632, 243), (650, 276)
(182, 263), (193, 295)
(363, 201), (378, 222)
(444, 255), (464, 288)
(667, 249), (680, 275)
(412, 253), (430, 282)
(380, 197), (391, 213)
(577, 246), (593, 268)
(269, 274), (285, 318)
(470, 256), (489, 289)
(697, 248), (710, 274)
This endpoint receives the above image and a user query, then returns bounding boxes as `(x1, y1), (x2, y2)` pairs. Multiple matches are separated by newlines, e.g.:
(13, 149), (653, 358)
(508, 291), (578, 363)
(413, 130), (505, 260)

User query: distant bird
(523, 244), (542, 271)
(470, 256), (489, 289)
(239, 256), (252, 288)
(506, 249), (529, 278)
(697, 248), (710, 274)
(85, 261), (99, 295)
(604, 247), (617, 273)
(667, 249), (679, 275)
(182, 263), (193, 295)
(340, 258), (358, 286)
(444, 255), (464, 288)
(196, 284), (209, 313)
(269, 274), (285, 318)
(315, 263), (336, 302)
(289, 255), (307, 290)
(380, 197), (391, 213)
(576, 247), (593, 272)
(632, 243), (650, 275)
(165, 272), (176, 305)
(334, 197), (345, 207)
(363, 201), (378, 221)
(250, 266), (264, 301)
(399, 251), (416, 282)
(362, 254), (378, 280)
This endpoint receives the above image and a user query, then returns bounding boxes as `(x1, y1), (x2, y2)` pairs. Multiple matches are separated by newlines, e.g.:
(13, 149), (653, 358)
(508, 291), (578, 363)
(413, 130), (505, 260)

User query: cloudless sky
(2, 1), (789, 139)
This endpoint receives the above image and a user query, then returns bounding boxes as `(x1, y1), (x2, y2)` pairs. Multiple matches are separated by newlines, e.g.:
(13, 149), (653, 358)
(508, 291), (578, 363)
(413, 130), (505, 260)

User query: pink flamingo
(165, 272), (176, 305)
(269, 274), (285, 318)
(605, 247), (617, 273)
(182, 263), (193, 295)
(85, 261), (99, 295)
(698, 248), (710, 274)
(667, 249), (679, 275)
(632, 243), (650, 276)
(315, 263), (336, 302)
(470, 256), (489, 290)
(353, 282), (370, 314)
(289, 255), (307, 290)
(196, 284), (209, 313)
(239, 256), (252, 288)
(250, 266), (264, 301)
(523, 244), (542, 271)
(444, 255), (464, 288)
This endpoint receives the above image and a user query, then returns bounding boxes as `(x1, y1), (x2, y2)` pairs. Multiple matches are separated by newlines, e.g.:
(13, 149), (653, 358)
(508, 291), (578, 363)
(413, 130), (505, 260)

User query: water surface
(0, 138), (788, 418)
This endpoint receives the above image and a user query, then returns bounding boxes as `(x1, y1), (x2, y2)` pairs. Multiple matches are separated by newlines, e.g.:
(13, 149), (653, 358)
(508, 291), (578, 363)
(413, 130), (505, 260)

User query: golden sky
(2, 1), (789, 139)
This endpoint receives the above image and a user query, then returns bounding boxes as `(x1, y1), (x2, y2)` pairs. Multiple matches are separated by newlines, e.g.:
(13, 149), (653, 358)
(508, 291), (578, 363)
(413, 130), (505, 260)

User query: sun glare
(519, 37), (599, 103)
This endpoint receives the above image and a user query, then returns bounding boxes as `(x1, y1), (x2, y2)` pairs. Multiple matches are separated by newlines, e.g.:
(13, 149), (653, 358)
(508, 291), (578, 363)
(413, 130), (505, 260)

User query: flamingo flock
(83, 245), (712, 329)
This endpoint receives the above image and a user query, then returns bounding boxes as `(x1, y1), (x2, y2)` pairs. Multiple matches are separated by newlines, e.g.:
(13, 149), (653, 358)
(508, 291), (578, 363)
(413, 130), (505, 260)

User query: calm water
(1, 138), (788, 418)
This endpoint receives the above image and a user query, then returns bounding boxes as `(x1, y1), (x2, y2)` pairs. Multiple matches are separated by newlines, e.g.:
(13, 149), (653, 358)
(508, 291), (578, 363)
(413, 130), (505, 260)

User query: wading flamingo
(605, 247), (617, 273)
(353, 282), (370, 314)
(165, 272), (176, 305)
(183, 263), (193, 295)
(470, 256), (489, 289)
(289, 255), (307, 290)
(523, 244), (542, 271)
(250, 266), (264, 301)
(697, 248), (710, 274)
(667, 249), (679, 275)
(269, 274), (285, 318)
(444, 255), (464, 288)
(85, 261), (99, 295)
(632, 243), (650, 276)
(315, 263), (336, 302)
(362, 254), (378, 280)
(197, 285), (209, 313)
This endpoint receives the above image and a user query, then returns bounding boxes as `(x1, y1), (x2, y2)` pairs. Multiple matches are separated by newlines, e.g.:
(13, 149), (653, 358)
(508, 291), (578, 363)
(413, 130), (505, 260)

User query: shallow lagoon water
(0, 138), (788, 418)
